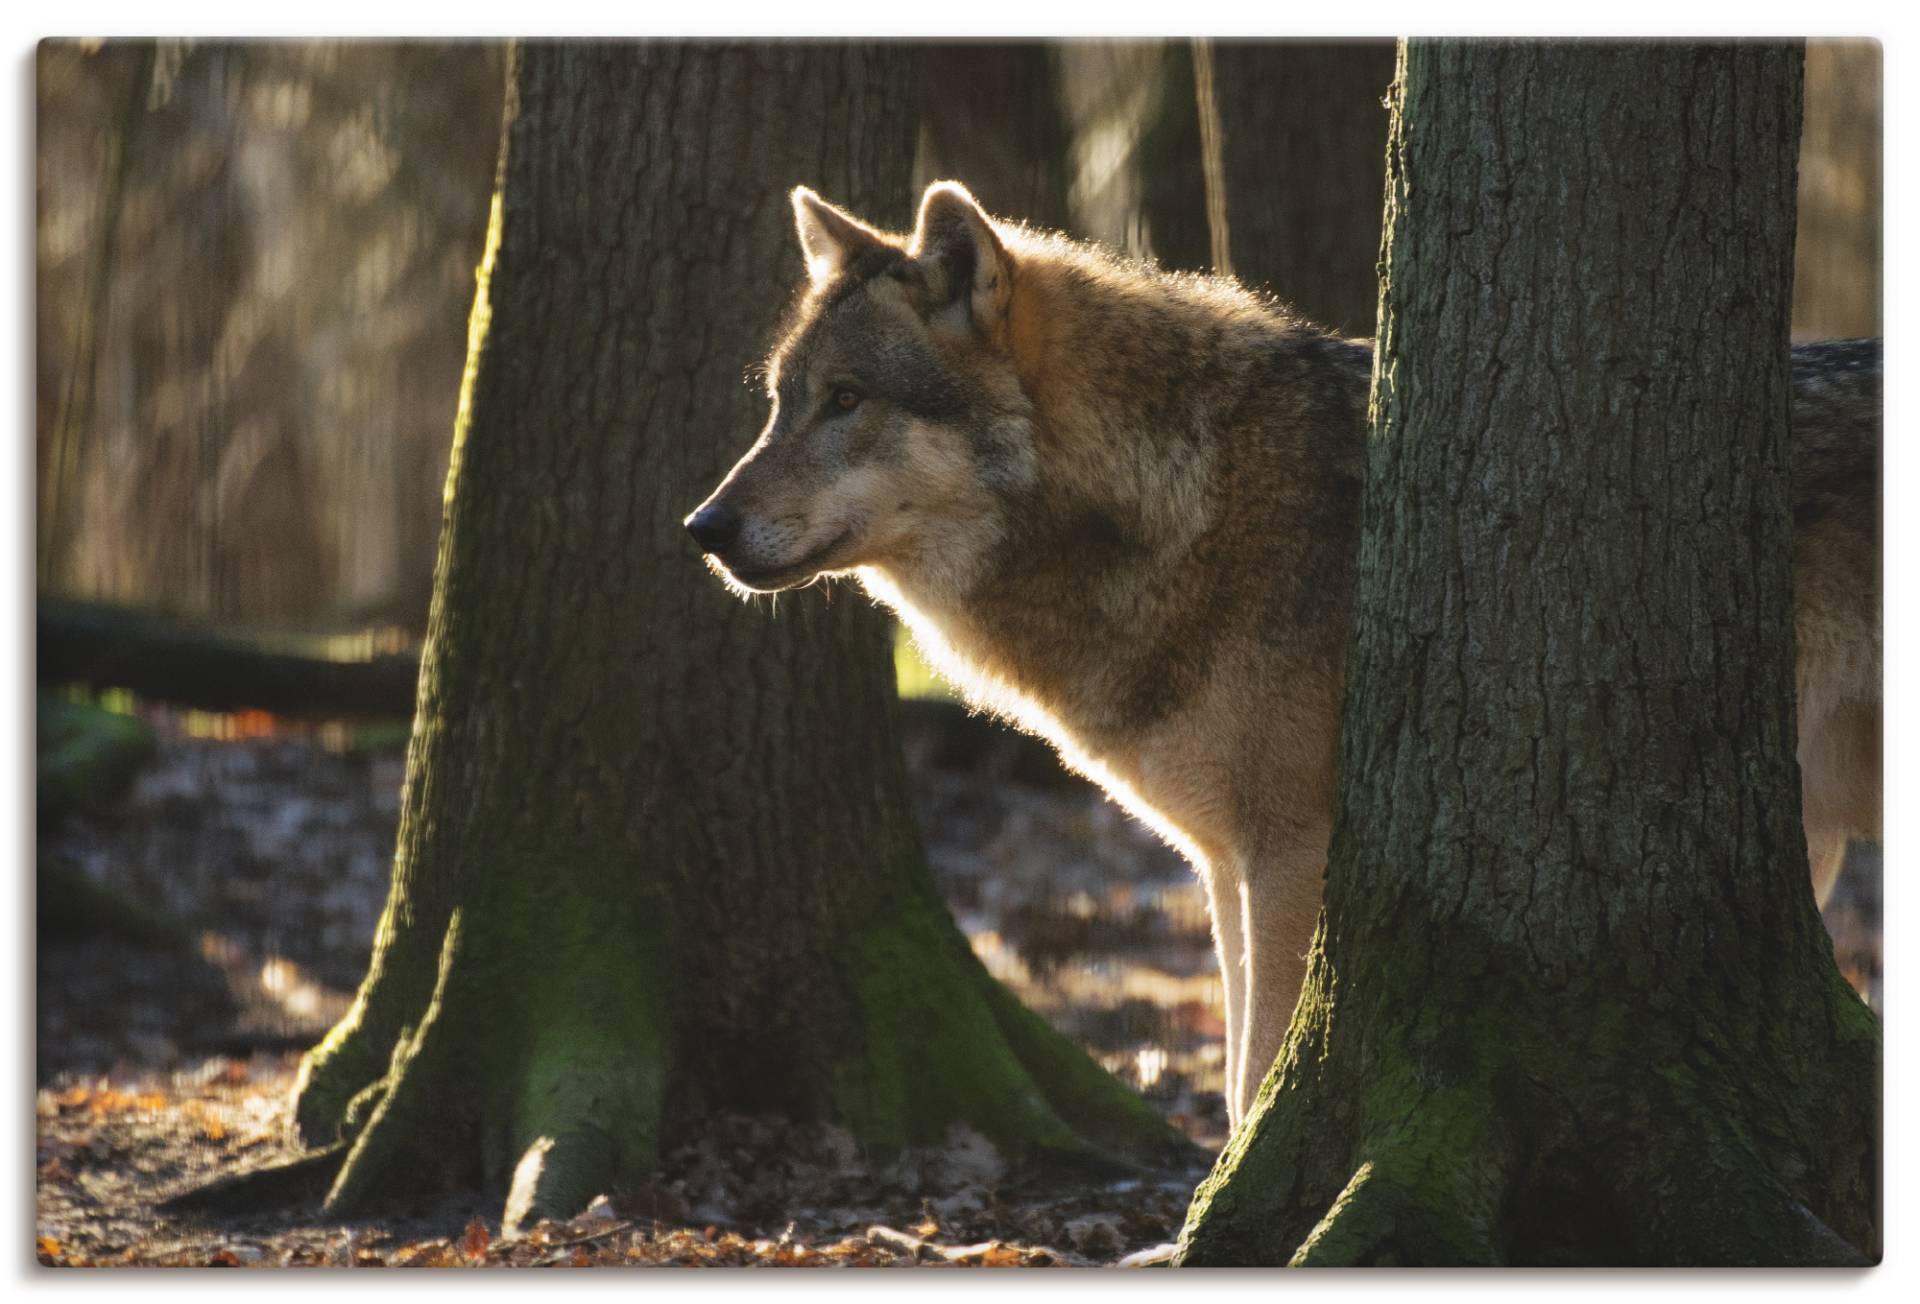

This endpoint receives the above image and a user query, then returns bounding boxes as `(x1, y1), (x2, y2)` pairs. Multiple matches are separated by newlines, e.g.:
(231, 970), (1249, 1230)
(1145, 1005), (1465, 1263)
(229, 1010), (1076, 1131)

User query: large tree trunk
(283, 41), (1180, 1232)
(915, 43), (1072, 234)
(1207, 41), (1395, 335)
(1175, 40), (1878, 1267)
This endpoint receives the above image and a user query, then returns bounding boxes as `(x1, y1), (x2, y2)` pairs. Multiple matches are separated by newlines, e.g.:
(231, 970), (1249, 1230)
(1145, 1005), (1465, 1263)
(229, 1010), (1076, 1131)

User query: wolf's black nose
(685, 502), (742, 553)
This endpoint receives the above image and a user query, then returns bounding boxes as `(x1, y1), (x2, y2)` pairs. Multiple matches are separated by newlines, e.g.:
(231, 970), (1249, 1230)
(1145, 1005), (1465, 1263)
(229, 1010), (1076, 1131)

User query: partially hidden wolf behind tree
(686, 181), (1882, 1125)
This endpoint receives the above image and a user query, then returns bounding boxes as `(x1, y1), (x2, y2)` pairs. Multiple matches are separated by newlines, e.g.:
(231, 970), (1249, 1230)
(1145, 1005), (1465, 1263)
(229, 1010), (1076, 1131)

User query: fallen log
(37, 598), (420, 719)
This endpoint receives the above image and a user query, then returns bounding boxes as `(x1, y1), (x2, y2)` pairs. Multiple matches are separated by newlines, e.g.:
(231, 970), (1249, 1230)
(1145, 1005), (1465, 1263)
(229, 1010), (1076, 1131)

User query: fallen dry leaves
(36, 1054), (1205, 1269)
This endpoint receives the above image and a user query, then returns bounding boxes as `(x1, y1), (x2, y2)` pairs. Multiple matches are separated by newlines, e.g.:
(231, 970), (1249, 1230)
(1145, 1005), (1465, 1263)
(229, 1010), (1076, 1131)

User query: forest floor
(35, 1054), (1207, 1267)
(36, 698), (1226, 1267)
(35, 697), (1881, 1268)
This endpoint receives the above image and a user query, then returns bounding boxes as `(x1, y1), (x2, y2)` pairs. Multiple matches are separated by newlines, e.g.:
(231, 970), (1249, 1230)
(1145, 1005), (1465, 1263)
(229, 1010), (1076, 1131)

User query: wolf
(686, 181), (1883, 1126)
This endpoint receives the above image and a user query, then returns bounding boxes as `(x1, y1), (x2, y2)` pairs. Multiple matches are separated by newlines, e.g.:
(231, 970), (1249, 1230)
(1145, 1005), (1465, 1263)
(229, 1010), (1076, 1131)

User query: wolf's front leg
(1232, 840), (1325, 1119)
(1199, 863), (1249, 1124)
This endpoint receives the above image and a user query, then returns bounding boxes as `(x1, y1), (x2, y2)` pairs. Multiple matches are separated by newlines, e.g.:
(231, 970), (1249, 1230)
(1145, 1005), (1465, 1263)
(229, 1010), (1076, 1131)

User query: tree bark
(916, 43), (1073, 234)
(283, 41), (1180, 1232)
(1176, 40), (1878, 1267)
(1208, 41), (1395, 335)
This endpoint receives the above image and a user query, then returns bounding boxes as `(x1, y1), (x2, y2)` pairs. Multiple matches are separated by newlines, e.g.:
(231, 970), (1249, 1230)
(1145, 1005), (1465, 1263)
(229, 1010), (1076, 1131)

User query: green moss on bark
(1176, 40), (1878, 1267)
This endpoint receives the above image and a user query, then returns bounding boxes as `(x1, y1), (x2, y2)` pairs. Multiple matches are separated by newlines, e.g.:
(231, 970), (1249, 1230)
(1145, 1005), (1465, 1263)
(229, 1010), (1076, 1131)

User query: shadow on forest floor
(35, 698), (1880, 1266)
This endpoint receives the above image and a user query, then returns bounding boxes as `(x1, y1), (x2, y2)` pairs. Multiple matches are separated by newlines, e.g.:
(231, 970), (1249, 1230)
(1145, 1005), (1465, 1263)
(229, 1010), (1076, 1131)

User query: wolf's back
(1792, 338), (1880, 528)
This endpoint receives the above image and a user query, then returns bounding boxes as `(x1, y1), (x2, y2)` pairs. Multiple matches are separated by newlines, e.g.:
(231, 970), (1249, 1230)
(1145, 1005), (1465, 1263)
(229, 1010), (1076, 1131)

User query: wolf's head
(686, 182), (1036, 595)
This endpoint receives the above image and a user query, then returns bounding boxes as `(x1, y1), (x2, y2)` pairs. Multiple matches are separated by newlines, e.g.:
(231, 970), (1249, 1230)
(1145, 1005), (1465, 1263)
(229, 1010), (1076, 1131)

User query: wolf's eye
(830, 385), (863, 413)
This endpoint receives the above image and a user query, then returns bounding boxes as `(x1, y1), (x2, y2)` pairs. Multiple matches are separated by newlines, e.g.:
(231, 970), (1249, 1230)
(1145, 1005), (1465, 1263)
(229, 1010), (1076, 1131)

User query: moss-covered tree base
(1174, 920), (1878, 1266)
(286, 864), (1183, 1233)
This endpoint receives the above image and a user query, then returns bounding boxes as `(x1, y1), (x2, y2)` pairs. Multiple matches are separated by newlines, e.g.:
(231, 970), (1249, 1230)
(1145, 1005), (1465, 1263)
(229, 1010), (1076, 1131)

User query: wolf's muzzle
(684, 501), (742, 554)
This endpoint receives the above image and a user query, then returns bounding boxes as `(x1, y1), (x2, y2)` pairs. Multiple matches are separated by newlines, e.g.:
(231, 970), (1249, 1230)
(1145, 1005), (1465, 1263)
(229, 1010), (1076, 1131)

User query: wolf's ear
(792, 187), (886, 286)
(908, 181), (1012, 332)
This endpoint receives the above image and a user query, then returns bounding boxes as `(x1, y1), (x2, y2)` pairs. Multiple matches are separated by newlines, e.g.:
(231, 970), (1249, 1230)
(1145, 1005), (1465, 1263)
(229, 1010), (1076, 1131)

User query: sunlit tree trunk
(284, 41), (1180, 1232)
(1176, 40), (1878, 1267)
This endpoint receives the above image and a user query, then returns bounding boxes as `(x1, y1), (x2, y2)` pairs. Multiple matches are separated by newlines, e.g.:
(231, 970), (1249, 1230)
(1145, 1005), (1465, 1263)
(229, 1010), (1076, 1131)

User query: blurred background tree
(38, 41), (504, 631)
(1792, 40), (1881, 340)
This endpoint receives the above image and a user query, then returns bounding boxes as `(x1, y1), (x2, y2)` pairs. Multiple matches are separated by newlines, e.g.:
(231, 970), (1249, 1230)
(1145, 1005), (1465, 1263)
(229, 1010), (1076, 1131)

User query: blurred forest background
(37, 39), (1880, 634)
(35, 34), (1881, 1144)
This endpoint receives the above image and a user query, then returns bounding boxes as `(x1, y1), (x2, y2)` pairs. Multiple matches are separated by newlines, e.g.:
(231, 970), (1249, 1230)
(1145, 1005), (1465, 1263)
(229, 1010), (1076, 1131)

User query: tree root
(500, 1131), (615, 1238)
(289, 1011), (391, 1147)
(492, 1015), (669, 1236)
(310, 906), (680, 1229)
(1640, 1164), (1875, 1267)
(282, 862), (1184, 1231)
(1184, 1074), (1873, 1268)
(1291, 1099), (1511, 1267)
(1290, 1153), (1502, 1266)
(290, 892), (455, 1148)
(322, 913), (475, 1216)
(975, 971), (1198, 1171)
(1177, 1070), (1509, 1267)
